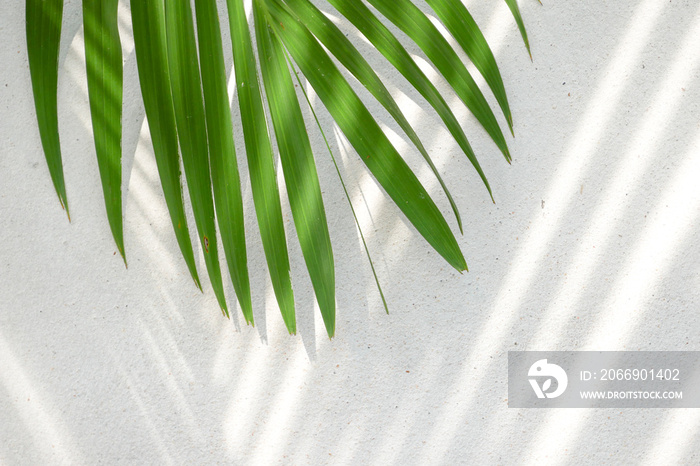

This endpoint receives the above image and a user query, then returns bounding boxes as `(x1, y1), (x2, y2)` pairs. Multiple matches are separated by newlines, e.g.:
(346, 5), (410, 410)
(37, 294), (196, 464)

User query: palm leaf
(425, 0), (513, 130)
(193, 0), (254, 324)
(255, 2), (336, 337)
(83, 0), (124, 261)
(26, 0), (69, 218)
(291, 60), (389, 315)
(263, 0), (467, 271)
(323, 0), (495, 201)
(165, 0), (228, 315)
(284, 0), (464, 231)
(26, 0), (535, 337)
(226, 0), (296, 334)
(504, 0), (534, 58)
(131, 0), (202, 289)
(363, 0), (511, 159)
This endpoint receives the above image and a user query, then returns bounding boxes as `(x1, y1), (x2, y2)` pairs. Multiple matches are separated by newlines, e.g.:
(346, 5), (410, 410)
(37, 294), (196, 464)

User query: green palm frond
(27, 0), (69, 218)
(26, 0), (535, 338)
(83, 0), (125, 262)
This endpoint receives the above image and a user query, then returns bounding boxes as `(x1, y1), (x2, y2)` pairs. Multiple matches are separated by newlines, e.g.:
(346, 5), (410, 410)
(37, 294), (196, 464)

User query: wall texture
(2, 0), (699, 464)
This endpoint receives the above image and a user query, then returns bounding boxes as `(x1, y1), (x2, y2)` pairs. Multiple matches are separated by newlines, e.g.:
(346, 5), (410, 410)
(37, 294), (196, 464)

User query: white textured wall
(2, 0), (700, 464)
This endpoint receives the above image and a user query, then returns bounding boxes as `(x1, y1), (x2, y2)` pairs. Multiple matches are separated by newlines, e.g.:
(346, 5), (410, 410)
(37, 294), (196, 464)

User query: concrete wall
(2, 0), (699, 464)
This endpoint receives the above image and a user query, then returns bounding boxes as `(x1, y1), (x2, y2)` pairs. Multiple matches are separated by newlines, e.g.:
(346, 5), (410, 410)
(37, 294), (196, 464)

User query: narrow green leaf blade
(366, 0), (511, 160)
(266, 0), (467, 272)
(165, 0), (228, 315)
(26, 0), (69, 218)
(194, 0), (253, 325)
(255, 3), (336, 338)
(326, 0), (494, 200)
(226, 0), (296, 333)
(131, 0), (201, 289)
(284, 0), (462, 232)
(291, 62), (389, 315)
(504, 0), (533, 58)
(425, 0), (513, 129)
(83, 0), (124, 260)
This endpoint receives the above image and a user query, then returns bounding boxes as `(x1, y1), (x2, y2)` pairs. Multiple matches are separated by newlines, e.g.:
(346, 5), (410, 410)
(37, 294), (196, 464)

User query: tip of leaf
(59, 197), (71, 222)
(284, 317), (297, 336)
(117, 245), (127, 268)
(502, 146), (512, 164)
(455, 259), (468, 274)
(324, 321), (335, 339)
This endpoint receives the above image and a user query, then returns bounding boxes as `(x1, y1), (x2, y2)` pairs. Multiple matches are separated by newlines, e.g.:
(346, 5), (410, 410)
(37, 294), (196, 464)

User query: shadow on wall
(2, 0), (700, 464)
